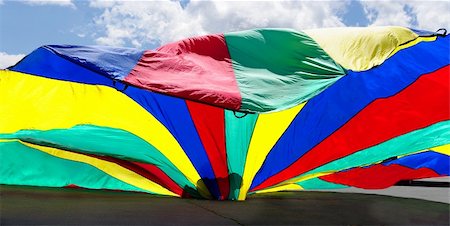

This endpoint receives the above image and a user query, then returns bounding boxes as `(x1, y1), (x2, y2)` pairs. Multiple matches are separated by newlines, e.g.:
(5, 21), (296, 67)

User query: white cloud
(411, 1), (450, 31)
(89, 0), (118, 8)
(187, 1), (347, 33)
(89, 0), (449, 48)
(90, 0), (348, 47)
(361, 0), (450, 31)
(362, 1), (414, 27)
(22, 0), (76, 9)
(0, 52), (25, 69)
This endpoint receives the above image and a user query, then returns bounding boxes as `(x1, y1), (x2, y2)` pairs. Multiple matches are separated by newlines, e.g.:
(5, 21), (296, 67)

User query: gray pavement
(319, 186), (450, 204)
(324, 176), (450, 204)
(1, 185), (449, 225)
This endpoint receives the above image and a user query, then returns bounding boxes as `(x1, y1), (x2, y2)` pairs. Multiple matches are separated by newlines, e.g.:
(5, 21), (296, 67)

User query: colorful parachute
(1, 26), (449, 200)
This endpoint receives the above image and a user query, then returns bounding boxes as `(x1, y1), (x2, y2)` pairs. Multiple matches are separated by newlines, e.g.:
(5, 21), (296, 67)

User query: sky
(0, 0), (449, 69)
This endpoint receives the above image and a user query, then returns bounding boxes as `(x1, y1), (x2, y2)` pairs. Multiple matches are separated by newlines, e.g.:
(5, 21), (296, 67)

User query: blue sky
(0, 1), (99, 54)
(1, 0), (449, 68)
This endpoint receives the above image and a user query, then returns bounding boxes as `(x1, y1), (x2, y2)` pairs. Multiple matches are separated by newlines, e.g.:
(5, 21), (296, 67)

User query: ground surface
(1, 183), (449, 225)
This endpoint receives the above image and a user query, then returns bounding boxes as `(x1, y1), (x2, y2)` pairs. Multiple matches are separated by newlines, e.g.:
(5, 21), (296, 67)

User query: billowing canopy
(1, 26), (449, 200)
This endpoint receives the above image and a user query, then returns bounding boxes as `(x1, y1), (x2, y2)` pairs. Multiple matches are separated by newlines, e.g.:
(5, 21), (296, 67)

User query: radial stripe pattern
(1, 26), (448, 200)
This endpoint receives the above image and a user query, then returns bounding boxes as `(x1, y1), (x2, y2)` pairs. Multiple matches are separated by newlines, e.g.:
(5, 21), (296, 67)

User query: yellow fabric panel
(397, 144), (449, 158)
(252, 184), (303, 195)
(237, 103), (306, 200)
(14, 140), (178, 196)
(388, 36), (437, 57)
(0, 70), (211, 198)
(275, 172), (333, 188)
(305, 26), (418, 71)
(430, 144), (450, 155)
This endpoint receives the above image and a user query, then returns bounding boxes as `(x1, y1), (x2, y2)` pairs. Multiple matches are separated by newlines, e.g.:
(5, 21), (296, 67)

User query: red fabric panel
(252, 65), (450, 191)
(319, 164), (441, 189)
(83, 153), (184, 196)
(125, 34), (241, 110)
(131, 162), (185, 196)
(186, 100), (230, 200)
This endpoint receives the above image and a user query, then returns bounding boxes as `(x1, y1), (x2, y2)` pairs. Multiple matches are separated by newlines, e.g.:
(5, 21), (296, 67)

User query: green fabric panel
(224, 28), (346, 113)
(297, 177), (348, 190)
(298, 121), (450, 180)
(224, 110), (258, 200)
(0, 140), (148, 193)
(0, 125), (197, 194)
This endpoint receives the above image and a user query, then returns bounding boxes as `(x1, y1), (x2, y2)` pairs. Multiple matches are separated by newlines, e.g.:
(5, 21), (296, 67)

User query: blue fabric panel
(44, 45), (144, 80)
(383, 151), (450, 176)
(125, 93), (222, 199)
(9, 47), (221, 198)
(250, 36), (450, 189)
(11, 47), (113, 85)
